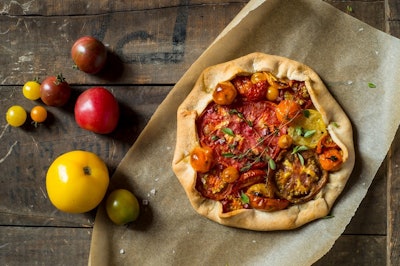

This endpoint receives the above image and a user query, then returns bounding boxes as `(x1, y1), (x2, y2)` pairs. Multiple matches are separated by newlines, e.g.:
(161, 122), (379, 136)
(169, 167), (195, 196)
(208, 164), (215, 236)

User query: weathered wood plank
(386, 0), (400, 40)
(344, 163), (387, 235)
(0, 2), (246, 85)
(388, 127), (400, 266)
(386, 0), (400, 21)
(0, 226), (91, 266)
(0, 85), (171, 226)
(0, 226), (385, 266)
(314, 235), (386, 266)
(0, 1), (397, 265)
(325, 0), (385, 31)
(0, 0), (249, 16)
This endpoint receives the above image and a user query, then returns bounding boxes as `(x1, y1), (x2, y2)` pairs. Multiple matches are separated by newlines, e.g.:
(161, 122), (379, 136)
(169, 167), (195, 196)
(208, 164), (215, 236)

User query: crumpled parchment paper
(89, 0), (400, 265)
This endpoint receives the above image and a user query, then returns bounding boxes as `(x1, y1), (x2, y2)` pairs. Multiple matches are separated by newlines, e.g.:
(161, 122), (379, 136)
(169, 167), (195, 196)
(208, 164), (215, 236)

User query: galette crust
(172, 52), (355, 231)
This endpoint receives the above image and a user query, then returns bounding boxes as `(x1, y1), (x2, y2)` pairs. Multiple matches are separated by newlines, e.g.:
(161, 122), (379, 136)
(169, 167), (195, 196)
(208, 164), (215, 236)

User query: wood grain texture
(388, 128), (400, 266)
(0, 0), (398, 265)
(0, 85), (171, 227)
(1, 226), (91, 265)
(0, 2), (246, 85)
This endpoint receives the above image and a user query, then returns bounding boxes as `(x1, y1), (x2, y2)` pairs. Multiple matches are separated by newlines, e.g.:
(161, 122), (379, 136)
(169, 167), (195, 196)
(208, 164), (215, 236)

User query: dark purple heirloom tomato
(71, 36), (107, 74)
(40, 74), (71, 107)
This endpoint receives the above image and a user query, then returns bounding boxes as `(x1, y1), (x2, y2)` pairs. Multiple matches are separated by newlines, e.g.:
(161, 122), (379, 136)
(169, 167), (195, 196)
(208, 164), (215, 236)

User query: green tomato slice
(288, 109), (326, 148)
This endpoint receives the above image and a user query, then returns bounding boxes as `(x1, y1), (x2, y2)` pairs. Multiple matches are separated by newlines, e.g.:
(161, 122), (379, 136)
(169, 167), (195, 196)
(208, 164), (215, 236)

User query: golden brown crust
(172, 52), (355, 231)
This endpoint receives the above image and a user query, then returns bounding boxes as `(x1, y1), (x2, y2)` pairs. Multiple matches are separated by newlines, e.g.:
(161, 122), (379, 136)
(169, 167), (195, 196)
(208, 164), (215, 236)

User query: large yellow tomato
(46, 150), (109, 213)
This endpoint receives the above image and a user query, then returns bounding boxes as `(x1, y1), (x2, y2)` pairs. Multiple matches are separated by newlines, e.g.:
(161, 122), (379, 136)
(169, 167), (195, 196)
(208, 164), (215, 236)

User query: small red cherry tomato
(40, 74), (71, 107)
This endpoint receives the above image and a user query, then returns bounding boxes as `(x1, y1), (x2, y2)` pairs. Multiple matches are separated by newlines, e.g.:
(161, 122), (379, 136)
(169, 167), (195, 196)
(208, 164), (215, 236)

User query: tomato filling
(193, 72), (343, 213)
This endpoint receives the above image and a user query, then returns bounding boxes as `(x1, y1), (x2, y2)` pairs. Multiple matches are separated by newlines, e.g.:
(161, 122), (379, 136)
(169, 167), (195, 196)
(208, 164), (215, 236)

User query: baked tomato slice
(196, 171), (233, 201)
(274, 150), (328, 203)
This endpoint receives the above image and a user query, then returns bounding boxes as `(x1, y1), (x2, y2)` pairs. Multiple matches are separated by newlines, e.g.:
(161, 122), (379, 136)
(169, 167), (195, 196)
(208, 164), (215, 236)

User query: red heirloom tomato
(71, 36), (107, 74)
(74, 87), (120, 134)
(40, 74), (71, 107)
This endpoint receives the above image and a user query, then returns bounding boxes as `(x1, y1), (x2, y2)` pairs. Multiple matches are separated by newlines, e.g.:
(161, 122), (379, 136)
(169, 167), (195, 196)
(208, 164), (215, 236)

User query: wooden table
(1, 1), (399, 265)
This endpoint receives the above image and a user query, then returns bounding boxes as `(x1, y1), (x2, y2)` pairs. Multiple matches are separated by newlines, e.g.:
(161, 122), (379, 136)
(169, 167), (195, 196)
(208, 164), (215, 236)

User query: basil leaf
(295, 126), (303, 136)
(303, 129), (316, 138)
(292, 145), (309, 154)
(240, 192), (250, 204)
(298, 153), (305, 165)
(268, 158), (276, 170)
(330, 122), (340, 128)
(222, 153), (235, 158)
(222, 127), (235, 136)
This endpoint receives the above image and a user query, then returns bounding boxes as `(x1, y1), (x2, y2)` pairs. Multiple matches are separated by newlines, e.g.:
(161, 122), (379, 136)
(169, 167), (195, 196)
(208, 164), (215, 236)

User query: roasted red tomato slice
(196, 172), (233, 201)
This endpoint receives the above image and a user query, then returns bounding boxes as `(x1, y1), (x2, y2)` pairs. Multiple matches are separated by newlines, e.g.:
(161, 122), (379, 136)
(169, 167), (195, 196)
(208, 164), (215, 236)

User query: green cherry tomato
(6, 105), (27, 127)
(106, 189), (140, 225)
(22, 80), (41, 100)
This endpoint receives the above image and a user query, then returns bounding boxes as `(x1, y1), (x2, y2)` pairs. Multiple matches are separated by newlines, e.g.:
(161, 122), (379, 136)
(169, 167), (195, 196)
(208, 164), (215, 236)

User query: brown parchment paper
(89, 0), (400, 265)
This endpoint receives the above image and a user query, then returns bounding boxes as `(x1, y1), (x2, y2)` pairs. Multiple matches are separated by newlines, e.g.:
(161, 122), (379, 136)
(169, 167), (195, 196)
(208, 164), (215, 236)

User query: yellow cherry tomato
(190, 146), (214, 173)
(22, 80), (41, 100)
(212, 81), (237, 105)
(266, 86), (279, 101)
(6, 105), (27, 127)
(30, 106), (47, 124)
(250, 72), (268, 83)
(106, 189), (140, 225)
(221, 166), (239, 183)
(46, 150), (109, 213)
(278, 134), (293, 149)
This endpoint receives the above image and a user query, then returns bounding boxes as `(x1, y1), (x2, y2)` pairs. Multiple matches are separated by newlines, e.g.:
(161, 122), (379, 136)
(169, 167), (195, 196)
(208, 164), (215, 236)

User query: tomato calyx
(83, 166), (91, 175)
(54, 73), (66, 85)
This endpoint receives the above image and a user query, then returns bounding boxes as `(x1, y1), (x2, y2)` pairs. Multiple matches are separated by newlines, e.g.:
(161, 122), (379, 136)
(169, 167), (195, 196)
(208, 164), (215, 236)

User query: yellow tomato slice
(288, 109), (326, 148)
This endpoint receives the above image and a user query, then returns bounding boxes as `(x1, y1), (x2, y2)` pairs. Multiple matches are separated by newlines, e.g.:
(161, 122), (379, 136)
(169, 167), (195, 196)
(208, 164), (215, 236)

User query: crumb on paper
(120, 249), (125, 254)
(347, 80), (353, 85)
(147, 188), (156, 197)
(358, 27), (364, 32)
(252, 240), (257, 243)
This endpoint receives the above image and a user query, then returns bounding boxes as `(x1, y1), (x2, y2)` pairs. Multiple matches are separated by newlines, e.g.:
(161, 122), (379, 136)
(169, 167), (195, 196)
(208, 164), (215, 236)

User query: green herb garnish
(240, 192), (250, 204)
(268, 158), (276, 170)
(302, 109), (310, 118)
(346, 5), (353, 13)
(292, 145), (309, 154)
(303, 129), (316, 138)
(222, 127), (235, 136)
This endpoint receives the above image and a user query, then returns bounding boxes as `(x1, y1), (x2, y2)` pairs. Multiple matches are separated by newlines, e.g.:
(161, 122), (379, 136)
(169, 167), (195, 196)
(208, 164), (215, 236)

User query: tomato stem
(83, 166), (91, 175)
